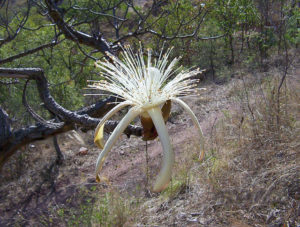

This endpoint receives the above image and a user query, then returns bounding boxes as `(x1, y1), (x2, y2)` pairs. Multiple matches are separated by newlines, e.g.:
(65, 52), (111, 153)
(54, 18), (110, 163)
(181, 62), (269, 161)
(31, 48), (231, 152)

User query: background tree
(0, 0), (210, 168)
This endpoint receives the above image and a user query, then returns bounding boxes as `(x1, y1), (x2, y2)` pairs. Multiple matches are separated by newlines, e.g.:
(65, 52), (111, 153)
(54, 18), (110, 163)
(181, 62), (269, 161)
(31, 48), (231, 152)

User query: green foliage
(151, 0), (199, 36)
(284, 5), (300, 45)
(1, 0), (298, 126)
(210, 0), (259, 34)
(0, 7), (97, 124)
(52, 190), (136, 227)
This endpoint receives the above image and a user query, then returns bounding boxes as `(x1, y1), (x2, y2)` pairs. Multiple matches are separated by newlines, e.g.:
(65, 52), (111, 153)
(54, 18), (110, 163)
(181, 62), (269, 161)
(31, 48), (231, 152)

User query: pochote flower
(89, 45), (205, 192)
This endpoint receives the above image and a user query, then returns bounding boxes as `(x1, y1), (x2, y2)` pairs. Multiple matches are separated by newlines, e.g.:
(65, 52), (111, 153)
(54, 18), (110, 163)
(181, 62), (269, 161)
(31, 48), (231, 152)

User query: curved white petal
(94, 101), (131, 149)
(171, 98), (205, 160)
(95, 107), (142, 180)
(147, 106), (174, 192)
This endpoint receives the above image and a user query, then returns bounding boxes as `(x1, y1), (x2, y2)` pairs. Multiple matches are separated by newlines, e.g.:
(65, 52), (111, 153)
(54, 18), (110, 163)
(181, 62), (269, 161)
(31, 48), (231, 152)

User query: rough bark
(0, 67), (143, 170)
(0, 108), (11, 147)
(45, 0), (113, 55)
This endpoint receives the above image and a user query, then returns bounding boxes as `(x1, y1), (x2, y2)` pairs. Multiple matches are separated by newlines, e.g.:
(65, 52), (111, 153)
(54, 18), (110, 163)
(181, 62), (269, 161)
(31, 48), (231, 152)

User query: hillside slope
(0, 52), (299, 226)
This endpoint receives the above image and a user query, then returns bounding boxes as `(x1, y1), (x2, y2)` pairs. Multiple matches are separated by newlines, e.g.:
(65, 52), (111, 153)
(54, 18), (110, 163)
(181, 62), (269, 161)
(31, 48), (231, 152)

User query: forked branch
(0, 67), (142, 170)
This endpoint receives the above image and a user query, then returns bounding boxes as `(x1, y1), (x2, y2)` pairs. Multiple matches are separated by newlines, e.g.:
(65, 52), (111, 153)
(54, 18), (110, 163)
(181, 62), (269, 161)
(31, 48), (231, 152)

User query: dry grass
(203, 72), (300, 226)
(133, 54), (299, 226)
(194, 65), (300, 226)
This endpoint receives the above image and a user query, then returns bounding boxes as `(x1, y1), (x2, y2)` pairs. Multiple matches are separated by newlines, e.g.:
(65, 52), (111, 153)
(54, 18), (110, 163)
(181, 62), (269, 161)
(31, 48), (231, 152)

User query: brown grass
(194, 63), (300, 226)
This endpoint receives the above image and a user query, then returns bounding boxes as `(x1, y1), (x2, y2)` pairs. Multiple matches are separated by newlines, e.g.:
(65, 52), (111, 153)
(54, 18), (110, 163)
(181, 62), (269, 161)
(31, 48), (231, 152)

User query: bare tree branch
(0, 67), (143, 170)
(44, 0), (114, 55)
(0, 40), (61, 65)
(0, 68), (141, 131)
(0, 78), (19, 85)
(0, 107), (11, 147)
(22, 80), (64, 129)
(0, 0), (30, 48)
(0, 107), (142, 171)
(196, 34), (225, 40)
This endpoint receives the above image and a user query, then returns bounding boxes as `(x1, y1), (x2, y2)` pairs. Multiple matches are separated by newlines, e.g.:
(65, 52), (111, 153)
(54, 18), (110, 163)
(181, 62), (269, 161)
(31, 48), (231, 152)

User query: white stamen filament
(95, 108), (142, 178)
(171, 98), (205, 159)
(94, 101), (131, 149)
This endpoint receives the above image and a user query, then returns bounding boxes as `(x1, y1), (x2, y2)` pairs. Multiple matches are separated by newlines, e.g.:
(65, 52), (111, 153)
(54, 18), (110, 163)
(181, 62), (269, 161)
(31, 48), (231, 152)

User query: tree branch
(0, 0), (30, 48)
(22, 80), (64, 129)
(44, 0), (113, 55)
(0, 40), (61, 65)
(0, 67), (143, 170)
(0, 107), (11, 147)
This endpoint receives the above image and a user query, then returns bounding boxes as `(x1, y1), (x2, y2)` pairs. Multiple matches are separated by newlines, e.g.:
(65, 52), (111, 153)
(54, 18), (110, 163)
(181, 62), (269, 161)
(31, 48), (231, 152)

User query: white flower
(89, 45), (205, 192)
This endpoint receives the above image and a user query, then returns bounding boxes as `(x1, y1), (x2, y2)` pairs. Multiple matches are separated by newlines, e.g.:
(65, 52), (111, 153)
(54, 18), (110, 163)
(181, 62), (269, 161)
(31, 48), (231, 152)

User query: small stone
(187, 217), (198, 223)
(190, 212), (202, 217)
(177, 212), (186, 220)
(78, 147), (88, 155)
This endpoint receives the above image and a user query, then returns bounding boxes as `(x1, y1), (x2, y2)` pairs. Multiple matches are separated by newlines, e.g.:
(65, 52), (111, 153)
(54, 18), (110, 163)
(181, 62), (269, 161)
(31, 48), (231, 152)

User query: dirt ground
(0, 72), (299, 226)
(0, 79), (234, 224)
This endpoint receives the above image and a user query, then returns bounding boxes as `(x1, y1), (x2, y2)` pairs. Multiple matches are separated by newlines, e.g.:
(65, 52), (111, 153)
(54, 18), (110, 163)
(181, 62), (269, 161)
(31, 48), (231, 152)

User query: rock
(177, 212), (187, 220)
(187, 217), (198, 223)
(78, 147), (88, 155)
(190, 212), (202, 217)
